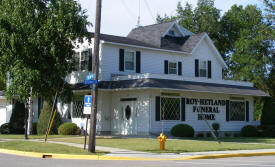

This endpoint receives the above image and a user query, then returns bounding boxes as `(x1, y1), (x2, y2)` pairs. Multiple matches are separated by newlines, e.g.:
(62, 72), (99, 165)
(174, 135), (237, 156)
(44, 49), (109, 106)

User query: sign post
(83, 73), (98, 151)
(83, 95), (92, 150)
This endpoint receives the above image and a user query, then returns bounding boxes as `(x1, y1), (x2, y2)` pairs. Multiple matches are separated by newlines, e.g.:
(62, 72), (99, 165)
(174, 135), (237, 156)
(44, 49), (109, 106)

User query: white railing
(111, 73), (253, 87)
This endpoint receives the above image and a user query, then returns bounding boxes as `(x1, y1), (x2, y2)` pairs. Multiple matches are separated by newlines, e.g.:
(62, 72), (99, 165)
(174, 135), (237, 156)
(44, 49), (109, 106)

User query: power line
(144, 0), (155, 21)
(120, 0), (137, 21)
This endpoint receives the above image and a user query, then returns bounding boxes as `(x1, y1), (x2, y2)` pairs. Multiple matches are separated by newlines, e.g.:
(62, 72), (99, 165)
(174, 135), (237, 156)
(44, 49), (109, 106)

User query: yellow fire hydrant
(158, 132), (167, 150)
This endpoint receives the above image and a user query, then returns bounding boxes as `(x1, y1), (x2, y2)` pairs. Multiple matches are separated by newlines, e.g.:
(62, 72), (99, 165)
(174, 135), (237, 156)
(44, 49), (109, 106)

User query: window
(81, 50), (90, 71)
(229, 101), (245, 121)
(125, 51), (135, 71)
(169, 62), (177, 74)
(161, 97), (180, 120)
(74, 50), (90, 71)
(72, 96), (85, 118)
(169, 30), (175, 36)
(125, 105), (131, 120)
(74, 52), (81, 71)
(200, 61), (207, 77)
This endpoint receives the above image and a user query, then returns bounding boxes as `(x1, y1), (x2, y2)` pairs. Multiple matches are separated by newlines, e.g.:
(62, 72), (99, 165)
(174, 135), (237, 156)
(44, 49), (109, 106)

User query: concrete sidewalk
(46, 140), (275, 160)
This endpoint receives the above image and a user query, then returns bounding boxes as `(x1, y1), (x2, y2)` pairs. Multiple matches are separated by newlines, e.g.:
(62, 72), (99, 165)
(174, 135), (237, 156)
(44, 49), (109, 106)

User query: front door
(120, 101), (137, 135)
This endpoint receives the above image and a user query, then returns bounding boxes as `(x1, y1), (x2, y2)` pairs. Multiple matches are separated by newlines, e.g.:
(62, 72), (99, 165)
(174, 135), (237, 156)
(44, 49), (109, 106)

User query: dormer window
(169, 30), (175, 36)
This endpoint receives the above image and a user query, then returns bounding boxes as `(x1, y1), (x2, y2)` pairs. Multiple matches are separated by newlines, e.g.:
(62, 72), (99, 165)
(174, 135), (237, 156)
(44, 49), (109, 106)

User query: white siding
(100, 39), (224, 81)
(149, 90), (255, 134)
(190, 39), (223, 79)
(110, 90), (150, 135)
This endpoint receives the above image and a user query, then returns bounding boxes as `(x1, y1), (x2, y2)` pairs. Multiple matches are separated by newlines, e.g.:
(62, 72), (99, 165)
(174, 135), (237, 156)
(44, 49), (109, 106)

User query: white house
(0, 91), (12, 126)
(2, 21), (268, 136)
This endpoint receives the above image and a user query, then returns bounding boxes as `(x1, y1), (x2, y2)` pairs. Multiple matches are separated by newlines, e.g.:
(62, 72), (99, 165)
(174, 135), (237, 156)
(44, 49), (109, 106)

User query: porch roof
(72, 78), (268, 97)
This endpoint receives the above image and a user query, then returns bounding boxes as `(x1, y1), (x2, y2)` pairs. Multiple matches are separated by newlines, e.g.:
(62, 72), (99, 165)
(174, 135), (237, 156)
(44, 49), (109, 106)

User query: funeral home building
(2, 21), (268, 136)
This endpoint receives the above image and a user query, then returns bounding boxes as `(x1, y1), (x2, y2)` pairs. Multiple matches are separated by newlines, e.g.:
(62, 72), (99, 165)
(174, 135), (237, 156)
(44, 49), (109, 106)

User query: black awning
(72, 78), (268, 97)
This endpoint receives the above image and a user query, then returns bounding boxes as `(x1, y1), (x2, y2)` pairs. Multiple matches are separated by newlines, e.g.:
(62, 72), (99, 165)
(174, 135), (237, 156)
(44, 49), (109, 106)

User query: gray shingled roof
(92, 22), (205, 54)
(91, 33), (157, 49)
(72, 79), (268, 97)
(127, 22), (173, 48)
(180, 33), (206, 53)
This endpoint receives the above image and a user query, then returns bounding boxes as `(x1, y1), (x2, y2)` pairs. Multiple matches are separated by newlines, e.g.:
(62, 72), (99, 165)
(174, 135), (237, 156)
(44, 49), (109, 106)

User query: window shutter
(136, 51), (141, 73)
(88, 49), (93, 71)
(195, 59), (199, 77)
(208, 60), (211, 78)
(119, 49), (124, 71)
(246, 101), (249, 122)
(226, 100), (229, 122)
(164, 60), (168, 74)
(178, 62), (182, 76)
(181, 98), (185, 121)
(155, 96), (160, 121)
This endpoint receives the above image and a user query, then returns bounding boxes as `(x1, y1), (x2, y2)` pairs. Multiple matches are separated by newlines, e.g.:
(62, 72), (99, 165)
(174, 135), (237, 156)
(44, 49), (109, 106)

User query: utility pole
(88, 0), (102, 153)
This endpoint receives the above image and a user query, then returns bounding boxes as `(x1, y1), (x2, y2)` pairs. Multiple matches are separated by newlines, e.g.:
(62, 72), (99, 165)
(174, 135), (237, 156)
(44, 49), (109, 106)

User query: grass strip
(0, 134), (79, 139)
(0, 141), (106, 155)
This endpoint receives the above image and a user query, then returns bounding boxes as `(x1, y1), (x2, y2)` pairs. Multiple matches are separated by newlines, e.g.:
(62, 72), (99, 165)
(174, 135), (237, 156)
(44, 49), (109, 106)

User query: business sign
(186, 98), (226, 120)
(83, 95), (92, 115)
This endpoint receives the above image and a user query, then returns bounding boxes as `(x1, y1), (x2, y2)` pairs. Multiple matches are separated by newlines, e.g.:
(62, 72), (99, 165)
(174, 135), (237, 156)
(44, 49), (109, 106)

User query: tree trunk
(24, 102), (28, 140)
(27, 96), (33, 135)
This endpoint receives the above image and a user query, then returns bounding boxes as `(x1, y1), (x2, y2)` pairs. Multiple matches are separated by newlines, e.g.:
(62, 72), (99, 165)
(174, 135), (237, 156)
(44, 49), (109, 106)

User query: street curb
(1, 148), (275, 160)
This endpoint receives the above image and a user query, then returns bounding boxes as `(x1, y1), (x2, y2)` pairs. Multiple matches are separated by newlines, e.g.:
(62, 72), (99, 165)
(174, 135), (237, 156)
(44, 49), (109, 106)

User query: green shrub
(224, 132), (231, 137)
(0, 123), (9, 134)
(196, 133), (204, 138)
(261, 98), (275, 125)
(206, 132), (211, 137)
(171, 124), (194, 137)
(32, 122), (37, 135)
(37, 101), (62, 135)
(58, 123), (78, 135)
(258, 125), (275, 137)
(241, 125), (258, 137)
(234, 132), (240, 137)
(9, 101), (25, 134)
(212, 123), (220, 131)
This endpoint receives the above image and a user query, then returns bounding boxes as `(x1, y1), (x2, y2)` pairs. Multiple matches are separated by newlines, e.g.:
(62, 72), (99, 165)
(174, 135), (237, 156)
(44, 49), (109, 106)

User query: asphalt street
(0, 153), (275, 167)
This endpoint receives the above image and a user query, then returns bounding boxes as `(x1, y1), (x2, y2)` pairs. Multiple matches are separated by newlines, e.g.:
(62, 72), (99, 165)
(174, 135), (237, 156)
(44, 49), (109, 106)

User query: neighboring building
(4, 21), (268, 136)
(0, 91), (12, 126)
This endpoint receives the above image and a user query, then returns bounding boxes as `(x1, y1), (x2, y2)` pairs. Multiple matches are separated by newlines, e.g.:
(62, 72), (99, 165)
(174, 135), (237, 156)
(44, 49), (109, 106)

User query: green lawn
(0, 141), (106, 155)
(51, 137), (275, 153)
(0, 134), (79, 139)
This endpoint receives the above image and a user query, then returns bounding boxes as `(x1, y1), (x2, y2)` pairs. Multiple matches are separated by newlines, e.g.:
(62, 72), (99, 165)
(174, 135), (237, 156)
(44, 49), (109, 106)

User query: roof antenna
(136, 0), (141, 27)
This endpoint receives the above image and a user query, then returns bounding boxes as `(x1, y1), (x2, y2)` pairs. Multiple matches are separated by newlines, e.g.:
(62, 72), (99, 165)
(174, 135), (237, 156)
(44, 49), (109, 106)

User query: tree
(263, 0), (275, 100)
(0, 72), (5, 91)
(8, 101), (26, 134)
(193, 0), (221, 45)
(0, 0), (90, 136)
(37, 101), (62, 135)
(176, 2), (195, 32)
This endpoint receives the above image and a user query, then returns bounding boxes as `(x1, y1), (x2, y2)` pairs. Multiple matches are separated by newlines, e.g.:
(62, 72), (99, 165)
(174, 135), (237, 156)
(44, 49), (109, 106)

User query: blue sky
(78, 0), (264, 36)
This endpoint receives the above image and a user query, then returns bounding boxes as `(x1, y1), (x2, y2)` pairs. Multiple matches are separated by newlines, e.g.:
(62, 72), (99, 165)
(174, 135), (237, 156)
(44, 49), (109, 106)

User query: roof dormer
(162, 21), (193, 37)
